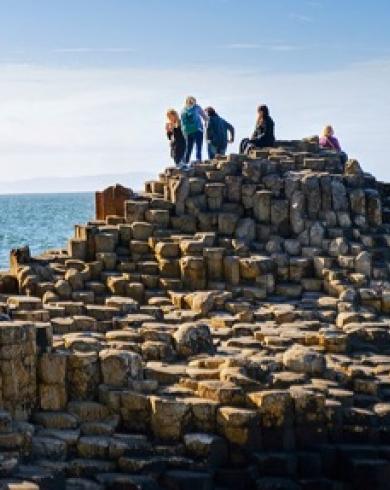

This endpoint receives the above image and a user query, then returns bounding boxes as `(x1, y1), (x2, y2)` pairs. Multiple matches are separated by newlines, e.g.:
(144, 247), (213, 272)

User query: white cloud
(52, 48), (136, 54)
(225, 43), (263, 49)
(0, 59), (389, 189)
(289, 13), (313, 23)
(271, 44), (301, 52)
(224, 43), (301, 51)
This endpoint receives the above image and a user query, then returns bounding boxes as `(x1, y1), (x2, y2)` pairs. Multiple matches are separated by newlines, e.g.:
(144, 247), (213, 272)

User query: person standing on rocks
(319, 124), (348, 166)
(165, 109), (186, 167)
(239, 104), (275, 154)
(204, 107), (235, 159)
(181, 96), (208, 164)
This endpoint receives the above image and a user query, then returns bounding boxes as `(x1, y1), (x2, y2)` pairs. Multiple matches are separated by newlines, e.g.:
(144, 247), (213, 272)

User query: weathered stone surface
(173, 322), (214, 358)
(180, 256), (206, 289)
(99, 349), (143, 387)
(235, 218), (256, 243)
(149, 396), (190, 440)
(355, 250), (372, 277)
(3, 138), (390, 488)
(248, 390), (293, 427)
(38, 352), (67, 385)
(283, 344), (326, 375)
(254, 190), (272, 223)
(290, 189), (305, 235)
(67, 352), (100, 400)
(217, 406), (259, 445)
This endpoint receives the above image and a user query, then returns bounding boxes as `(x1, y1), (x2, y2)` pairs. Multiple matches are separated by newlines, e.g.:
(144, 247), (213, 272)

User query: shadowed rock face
(2, 138), (390, 488)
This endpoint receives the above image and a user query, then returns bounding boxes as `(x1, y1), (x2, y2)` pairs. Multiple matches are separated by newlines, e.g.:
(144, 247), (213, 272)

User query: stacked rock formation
(0, 137), (390, 489)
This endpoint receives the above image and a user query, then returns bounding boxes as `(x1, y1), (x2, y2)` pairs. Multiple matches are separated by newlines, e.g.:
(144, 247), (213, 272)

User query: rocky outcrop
(1, 139), (390, 488)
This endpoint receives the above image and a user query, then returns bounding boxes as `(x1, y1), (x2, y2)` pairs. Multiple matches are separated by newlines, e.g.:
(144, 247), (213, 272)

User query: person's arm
(180, 113), (187, 137)
(333, 137), (342, 151)
(226, 121), (235, 143)
(256, 118), (273, 143)
(198, 106), (209, 123)
(166, 122), (173, 140)
(251, 124), (260, 140)
(206, 117), (215, 142)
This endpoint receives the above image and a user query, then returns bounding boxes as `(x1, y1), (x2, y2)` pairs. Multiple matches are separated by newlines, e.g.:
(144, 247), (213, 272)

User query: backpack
(181, 106), (199, 135)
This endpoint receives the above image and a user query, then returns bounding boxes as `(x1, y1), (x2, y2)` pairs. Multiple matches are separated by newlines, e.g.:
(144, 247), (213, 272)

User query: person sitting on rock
(239, 104), (275, 154)
(204, 107), (235, 159)
(165, 109), (186, 168)
(319, 125), (348, 165)
(181, 96), (208, 164)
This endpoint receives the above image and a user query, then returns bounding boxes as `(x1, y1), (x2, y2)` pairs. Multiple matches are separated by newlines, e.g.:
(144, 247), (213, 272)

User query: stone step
(66, 478), (103, 489)
(31, 436), (68, 461)
(67, 402), (110, 424)
(95, 473), (160, 489)
(66, 459), (116, 478)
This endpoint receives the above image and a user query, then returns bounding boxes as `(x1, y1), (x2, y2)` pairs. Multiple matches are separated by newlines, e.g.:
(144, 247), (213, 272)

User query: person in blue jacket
(204, 107), (235, 159)
(181, 96), (208, 163)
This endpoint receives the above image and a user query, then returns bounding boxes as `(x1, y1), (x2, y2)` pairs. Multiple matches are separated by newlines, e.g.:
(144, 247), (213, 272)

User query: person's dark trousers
(172, 146), (186, 165)
(340, 151), (348, 168)
(240, 138), (250, 154)
(185, 130), (203, 162)
(240, 137), (270, 154)
(174, 154), (183, 166)
(208, 143), (227, 160)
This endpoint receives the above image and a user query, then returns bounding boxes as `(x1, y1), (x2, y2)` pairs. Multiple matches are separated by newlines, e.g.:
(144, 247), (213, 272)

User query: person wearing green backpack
(180, 96), (208, 164)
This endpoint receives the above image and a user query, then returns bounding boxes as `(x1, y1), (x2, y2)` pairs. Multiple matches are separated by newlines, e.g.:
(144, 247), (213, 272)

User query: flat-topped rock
(3, 140), (390, 487)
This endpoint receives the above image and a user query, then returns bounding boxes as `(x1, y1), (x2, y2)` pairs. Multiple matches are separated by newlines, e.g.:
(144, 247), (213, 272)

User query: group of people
(165, 97), (346, 168)
(165, 96), (235, 167)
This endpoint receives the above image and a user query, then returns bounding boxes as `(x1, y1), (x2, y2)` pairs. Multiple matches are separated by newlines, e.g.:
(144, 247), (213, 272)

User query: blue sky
(2, 0), (390, 71)
(1, 0), (390, 190)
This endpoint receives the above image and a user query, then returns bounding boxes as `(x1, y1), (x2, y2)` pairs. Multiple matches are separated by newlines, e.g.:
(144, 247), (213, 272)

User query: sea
(0, 193), (94, 270)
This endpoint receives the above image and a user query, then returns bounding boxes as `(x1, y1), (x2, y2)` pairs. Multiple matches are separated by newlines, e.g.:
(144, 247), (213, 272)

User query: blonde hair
(322, 125), (334, 137)
(166, 109), (181, 127)
(185, 96), (196, 107)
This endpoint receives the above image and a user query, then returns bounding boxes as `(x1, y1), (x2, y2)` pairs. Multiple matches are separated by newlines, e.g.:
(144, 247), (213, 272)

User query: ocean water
(0, 193), (94, 270)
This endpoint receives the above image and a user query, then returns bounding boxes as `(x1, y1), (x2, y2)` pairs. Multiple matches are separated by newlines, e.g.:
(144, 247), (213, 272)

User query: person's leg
(177, 142), (186, 166)
(185, 133), (195, 163)
(208, 143), (216, 160)
(244, 140), (257, 155)
(172, 145), (180, 166)
(219, 146), (227, 156)
(174, 152), (182, 166)
(340, 151), (348, 166)
(239, 138), (249, 154)
(195, 130), (203, 161)
(170, 147), (176, 165)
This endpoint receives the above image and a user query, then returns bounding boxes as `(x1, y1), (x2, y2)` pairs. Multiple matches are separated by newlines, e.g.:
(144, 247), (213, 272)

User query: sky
(1, 0), (390, 191)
